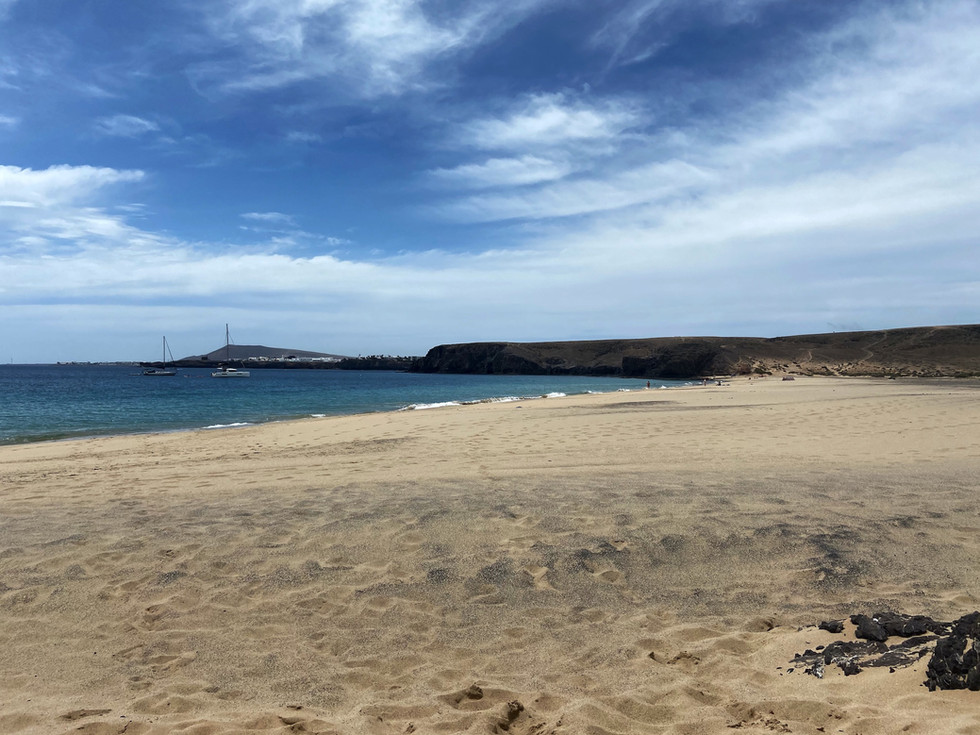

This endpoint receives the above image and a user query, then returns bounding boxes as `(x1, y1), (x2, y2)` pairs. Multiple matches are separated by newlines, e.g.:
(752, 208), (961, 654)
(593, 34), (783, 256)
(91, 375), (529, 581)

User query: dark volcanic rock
(874, 610), (945, 637)
(621, 343), (729, 379)
(851, 614), (889, 642)
(952, 611), (980, 639)
(819, 619), (845, 634)
(413, 343), (548, 375)
(926, 612), (980, 691)
(794, 610), (980, 691)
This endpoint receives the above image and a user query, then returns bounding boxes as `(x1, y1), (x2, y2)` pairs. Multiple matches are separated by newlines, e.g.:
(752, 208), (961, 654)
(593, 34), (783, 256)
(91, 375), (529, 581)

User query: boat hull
(211, 368), (250, 378)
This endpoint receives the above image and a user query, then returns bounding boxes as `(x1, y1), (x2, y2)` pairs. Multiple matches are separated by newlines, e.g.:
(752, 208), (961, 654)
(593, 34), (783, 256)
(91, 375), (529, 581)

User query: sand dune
(1, 377), (979, 734)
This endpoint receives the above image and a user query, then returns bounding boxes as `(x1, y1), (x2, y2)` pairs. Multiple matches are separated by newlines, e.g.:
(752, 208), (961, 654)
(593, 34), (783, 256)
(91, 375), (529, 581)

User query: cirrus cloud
(94, 114), (161, 138)
(190, 0), (557, 99)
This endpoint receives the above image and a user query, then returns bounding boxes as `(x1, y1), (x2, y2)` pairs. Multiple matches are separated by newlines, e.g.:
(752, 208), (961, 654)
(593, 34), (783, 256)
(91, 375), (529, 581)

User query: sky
(1, 0), (978, 362)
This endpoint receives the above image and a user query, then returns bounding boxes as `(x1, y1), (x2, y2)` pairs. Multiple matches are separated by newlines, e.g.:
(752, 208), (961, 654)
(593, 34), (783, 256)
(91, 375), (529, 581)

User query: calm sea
(0, 365), (687, 445)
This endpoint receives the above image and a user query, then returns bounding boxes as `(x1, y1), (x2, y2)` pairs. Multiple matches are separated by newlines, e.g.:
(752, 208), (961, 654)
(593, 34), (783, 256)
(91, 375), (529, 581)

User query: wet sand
(1, 376), (979, 734)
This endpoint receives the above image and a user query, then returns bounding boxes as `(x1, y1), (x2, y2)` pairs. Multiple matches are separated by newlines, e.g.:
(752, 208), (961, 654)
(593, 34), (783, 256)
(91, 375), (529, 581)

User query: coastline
(1, 376), (979, 734)
(0, 388), (637, 447)
(0, 366), (670, 447)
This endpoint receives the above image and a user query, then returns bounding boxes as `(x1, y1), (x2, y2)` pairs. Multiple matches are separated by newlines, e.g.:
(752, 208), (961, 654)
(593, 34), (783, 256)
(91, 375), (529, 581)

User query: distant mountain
(412, 325), (980, 379)
(145, 345), (417, 371)
(183, 344), (348, 361)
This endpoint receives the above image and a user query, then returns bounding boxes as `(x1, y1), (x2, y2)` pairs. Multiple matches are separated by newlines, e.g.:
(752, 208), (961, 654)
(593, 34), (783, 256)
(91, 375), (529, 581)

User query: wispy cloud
(0, 113), (17, 127)
(426, 92), (644, 206)
(284, 130), (322, 144)
(431, 1), (980, 225)
(2, 0), (979, 360)
(94, 114), (160, 138)
(427, 155), (572, 189)
(190, 0), (555, 99)
(241, 211), (296, 225)
(590, 0), (779, 68)
(238, 211), (353, 253)
(0, 164), (151, 268)
(456, 93), (642, 151)
(432, 159), (712, 222)
(728, 5), (980, 162)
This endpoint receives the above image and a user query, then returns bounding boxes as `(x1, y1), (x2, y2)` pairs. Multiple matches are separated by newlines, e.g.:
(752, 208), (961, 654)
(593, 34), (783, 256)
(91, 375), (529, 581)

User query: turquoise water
(0, 365), (687, 445)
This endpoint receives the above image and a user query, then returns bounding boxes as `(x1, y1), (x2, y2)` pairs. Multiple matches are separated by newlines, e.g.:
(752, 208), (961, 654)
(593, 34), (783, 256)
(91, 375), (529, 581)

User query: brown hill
(186, 344), (347, 362)
(412, 325), (980, 379)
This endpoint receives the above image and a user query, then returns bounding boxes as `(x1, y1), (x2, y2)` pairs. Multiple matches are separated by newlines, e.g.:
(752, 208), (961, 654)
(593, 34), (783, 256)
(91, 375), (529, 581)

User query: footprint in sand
(59, 709), (112, 721)
(594, 568), (624, 584)
(523, 564), (557, 591)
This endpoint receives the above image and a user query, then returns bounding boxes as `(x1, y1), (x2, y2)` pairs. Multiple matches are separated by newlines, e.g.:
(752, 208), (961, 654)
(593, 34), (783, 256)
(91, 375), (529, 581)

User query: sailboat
(143, 336), (177, 376)
(211, 324), (250, 378)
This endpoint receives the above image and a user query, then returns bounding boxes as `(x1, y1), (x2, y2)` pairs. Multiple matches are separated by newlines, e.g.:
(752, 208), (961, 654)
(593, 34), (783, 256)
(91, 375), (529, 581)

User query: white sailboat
(212, 324), (250, 378)
(143, 336), (177, 376)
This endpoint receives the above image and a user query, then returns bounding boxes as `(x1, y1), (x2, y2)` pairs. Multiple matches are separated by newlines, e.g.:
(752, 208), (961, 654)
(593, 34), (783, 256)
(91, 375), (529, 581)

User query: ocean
(0, 365), (687, 445)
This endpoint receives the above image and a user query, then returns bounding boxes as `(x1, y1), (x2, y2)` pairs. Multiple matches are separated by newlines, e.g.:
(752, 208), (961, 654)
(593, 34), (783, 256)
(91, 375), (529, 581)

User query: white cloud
(94, 114), (160, 138)
(241, 211), (296, 225)
(0, 114), (17, 127)
(0, 165), (153, 278)
(193, 0), (555, 98)
(3, 1), (980, 360)
(237, 212), (353, 253)
(0, 164), (143, 208)
(285, 130), (322, 143)
(427, 155), (572, 189)
(432, 1), (980, 225)
(731, 2), (980, 163)
(590, 0), (780, 68)
(428, 93), (644, 205)
(2, 154), (977, 360)
(457, 93), (642, 151)
(433, 159), (713, 221)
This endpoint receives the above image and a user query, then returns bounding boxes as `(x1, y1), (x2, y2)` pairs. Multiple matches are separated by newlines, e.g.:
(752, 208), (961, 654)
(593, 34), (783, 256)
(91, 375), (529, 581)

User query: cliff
(411, 325), (980, 379)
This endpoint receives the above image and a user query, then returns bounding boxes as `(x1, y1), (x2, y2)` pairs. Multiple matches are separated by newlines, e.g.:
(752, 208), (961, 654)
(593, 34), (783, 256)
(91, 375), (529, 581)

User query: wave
(404, 401), (462, 411)
(400, 387), (654, 412)
(203, 422), (251, 430)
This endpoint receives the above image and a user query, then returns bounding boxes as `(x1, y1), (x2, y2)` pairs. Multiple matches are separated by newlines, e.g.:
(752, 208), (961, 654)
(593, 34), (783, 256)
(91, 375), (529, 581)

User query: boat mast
(225, 323), (230, 362)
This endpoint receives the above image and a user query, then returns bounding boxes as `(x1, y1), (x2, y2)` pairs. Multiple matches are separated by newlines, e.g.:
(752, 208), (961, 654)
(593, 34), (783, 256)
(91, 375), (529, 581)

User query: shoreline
(5, 365), (978, 449)
(0, 376), (682, 448)
(1, 375), (979, 734)
(7, 371), (977, 448)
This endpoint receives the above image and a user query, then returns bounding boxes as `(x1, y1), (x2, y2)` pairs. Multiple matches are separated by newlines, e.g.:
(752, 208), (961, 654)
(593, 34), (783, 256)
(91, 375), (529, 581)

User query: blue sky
(1, 0), (978, 362)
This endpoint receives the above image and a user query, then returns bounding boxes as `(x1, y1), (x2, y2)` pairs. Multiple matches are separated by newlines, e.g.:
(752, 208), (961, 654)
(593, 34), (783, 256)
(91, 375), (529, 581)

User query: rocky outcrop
(791, 611), (980, 691)
(621, 343), (732, 379)
(411, 325), (980, 379)
(927, 611), (980, 691)
(414, 343), (551, 375)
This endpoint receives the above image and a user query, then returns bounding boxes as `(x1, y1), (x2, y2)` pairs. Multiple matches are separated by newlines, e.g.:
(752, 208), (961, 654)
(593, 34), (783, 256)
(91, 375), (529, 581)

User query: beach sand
(1, 376), (979, 734)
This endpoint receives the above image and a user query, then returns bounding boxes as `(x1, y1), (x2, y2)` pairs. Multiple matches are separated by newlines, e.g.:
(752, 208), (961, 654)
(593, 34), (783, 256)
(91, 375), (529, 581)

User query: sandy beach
(1, 376), (979, 734)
